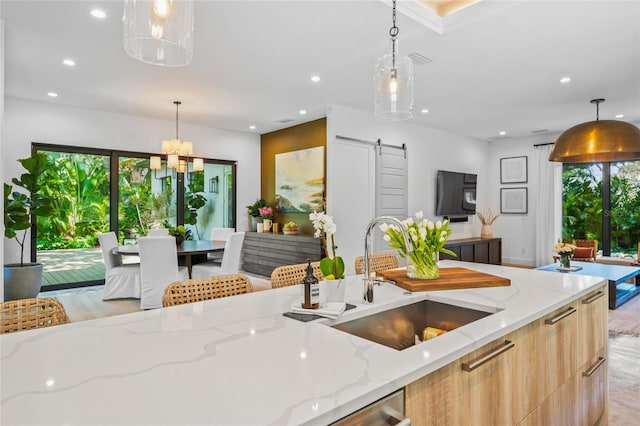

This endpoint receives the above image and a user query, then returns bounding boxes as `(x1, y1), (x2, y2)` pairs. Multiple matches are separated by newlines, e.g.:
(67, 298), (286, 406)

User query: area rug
(608, 294), (640, 336)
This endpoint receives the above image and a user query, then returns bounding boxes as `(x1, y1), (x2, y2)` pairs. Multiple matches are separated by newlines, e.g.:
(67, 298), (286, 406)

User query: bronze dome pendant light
(549, 98), (640, 163)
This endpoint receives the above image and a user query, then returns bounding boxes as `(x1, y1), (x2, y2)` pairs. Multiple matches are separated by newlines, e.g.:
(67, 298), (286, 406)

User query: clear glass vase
(560, 254), (571, 268)
(407, 252), (439, 280)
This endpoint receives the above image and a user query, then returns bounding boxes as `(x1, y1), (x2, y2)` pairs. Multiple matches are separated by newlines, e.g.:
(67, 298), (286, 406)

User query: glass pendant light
(374, 0), (414, 121)
(123, 0), (194, 67)
(549, 99), (640, 163)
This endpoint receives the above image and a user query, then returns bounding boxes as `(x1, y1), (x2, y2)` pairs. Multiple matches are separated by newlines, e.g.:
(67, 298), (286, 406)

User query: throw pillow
(572, 247), (594, 260)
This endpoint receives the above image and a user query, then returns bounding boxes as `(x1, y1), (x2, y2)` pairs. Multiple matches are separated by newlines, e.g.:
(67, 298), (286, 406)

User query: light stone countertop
(0, 261), (606, 425)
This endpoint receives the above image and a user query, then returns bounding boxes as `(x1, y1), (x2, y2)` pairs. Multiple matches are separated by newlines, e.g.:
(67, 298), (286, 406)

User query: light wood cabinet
(406, 284), (608, 426)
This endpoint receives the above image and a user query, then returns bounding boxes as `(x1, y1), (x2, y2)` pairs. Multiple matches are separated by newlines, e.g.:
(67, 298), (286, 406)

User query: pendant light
(374, 0), (414, 121)
(123, 0), (194, 67)
(150, 101), (203, 178)
(549, 99), (640, 163)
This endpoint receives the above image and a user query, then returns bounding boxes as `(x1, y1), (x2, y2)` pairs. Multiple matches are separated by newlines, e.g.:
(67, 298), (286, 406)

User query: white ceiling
(2, 0), (639, 141)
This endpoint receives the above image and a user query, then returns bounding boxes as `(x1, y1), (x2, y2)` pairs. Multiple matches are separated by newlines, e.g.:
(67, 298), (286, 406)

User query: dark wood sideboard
(441, 237), (502, 265)
(242, 232), (324, 277)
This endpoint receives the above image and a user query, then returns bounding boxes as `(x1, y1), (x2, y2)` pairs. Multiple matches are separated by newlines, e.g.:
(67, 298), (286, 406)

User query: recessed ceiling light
(47, 92), (58, 98)
(62, 58), (76, 67)
(249, 125), (256, 130)
(421, 108), (429, 114)
(90, 9), (106, 19)
(310, 75), (320, 83)
(560, 76), (571, 84)
(615, 114), (624, 118)
(499, 131), (506, 136)
(299, 110), (307, 115)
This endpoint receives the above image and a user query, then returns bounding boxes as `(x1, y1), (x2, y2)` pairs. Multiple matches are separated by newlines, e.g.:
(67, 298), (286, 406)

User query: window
(562, 160), (640, 258)
(32, 143), (236, 290)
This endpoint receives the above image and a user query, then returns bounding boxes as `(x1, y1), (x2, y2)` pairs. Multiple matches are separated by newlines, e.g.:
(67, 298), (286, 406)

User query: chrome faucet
(362, 216), (413, 304)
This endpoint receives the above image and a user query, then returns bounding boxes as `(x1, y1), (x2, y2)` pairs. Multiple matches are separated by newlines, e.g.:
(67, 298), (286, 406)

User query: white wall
(488, 132), (562, 266)
(2, 97), (261, 264)
(326, 104), (491, 274)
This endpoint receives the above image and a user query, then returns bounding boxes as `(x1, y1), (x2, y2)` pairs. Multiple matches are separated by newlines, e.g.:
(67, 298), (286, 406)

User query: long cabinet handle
(461, 340), (514, 372)
(582, 291), (605, 305)
(582, 357), (606, 377)
(545, 306), (577, 325)
(383, 407), (411, 426)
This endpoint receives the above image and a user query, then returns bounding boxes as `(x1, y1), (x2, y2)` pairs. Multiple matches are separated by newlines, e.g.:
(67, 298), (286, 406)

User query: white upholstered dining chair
(207, 227), (236, 263)
(191, 232), (245, 279)
(98, 232), (141, 300)
(148, 228), (169, 236)
(138, 236), (189, 309)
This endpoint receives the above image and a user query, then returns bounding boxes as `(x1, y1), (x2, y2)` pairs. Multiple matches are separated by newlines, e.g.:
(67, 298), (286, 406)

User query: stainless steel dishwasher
(331, 389), (410, 425)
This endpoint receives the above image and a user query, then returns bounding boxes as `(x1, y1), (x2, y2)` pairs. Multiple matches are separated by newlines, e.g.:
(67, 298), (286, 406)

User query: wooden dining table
(113, 239), (226, 278)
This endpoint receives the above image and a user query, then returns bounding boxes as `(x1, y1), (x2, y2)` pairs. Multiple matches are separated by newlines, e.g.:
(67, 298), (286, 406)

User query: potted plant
(4, 153), (52, 301)
(246, 198), (266, 231)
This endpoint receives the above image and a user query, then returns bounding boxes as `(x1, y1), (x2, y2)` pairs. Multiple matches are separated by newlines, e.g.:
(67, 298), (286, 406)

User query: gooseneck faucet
(363, 216), (413, 304)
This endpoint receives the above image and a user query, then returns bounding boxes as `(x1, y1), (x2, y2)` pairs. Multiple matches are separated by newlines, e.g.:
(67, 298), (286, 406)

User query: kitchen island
(0, 261), (607, 425)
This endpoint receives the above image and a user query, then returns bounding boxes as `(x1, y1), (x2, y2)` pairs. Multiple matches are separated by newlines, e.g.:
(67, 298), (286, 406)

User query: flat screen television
(436, 170), (477, 217)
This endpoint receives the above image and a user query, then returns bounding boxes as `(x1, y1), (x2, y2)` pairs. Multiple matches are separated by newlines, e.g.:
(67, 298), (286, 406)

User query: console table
(441, 237), (502, 265)
(242, 232), (324, 277)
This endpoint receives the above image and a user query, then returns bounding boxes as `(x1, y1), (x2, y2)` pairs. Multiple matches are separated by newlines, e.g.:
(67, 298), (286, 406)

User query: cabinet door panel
(405, 363), (454, 426)
(473, 243), (489, 263)
(518, 373), (579, 426)
(540, 301), (578, 396)
(579, 349), (607, 426)
(578, 286), (608, 368)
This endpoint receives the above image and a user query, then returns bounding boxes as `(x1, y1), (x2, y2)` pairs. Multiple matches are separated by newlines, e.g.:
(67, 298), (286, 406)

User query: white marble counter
(1, 261), (606, 425)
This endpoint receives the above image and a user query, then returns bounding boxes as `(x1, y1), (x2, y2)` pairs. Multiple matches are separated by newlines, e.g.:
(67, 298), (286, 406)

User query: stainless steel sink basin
(332, 299), (496, 350)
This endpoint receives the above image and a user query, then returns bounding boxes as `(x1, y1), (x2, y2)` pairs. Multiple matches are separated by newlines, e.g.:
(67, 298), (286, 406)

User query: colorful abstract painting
(275, 146), (324, 213)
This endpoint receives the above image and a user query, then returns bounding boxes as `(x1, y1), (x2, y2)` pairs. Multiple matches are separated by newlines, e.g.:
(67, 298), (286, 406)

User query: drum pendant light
(123, 0), (194, 67)
(374, 0), (414, 121)
(549, 99), (640, 163)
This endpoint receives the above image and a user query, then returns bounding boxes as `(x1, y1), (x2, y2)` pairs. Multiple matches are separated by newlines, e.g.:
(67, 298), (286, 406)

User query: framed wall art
(500, 187), (528, 214)
(500, 156), (528, 184)
(275, 146), (325, 213)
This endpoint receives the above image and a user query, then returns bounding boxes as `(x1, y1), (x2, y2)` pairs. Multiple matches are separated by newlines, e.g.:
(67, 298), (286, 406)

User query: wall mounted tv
(435, 170), (477, 217)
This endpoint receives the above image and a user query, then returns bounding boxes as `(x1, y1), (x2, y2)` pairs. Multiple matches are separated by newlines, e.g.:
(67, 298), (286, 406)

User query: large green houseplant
(4, 153), (52, 301)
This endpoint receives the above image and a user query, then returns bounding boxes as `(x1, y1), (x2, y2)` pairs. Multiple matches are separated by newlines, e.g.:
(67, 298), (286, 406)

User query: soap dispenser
(301, 260), (320, 309)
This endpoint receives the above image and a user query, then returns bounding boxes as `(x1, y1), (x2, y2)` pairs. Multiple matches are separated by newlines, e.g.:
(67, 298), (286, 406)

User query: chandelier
(150, 101), (203, 177)
(122, 0), (194, 67)
(549, 99), (640, 163)
(373, 0), (414, 121)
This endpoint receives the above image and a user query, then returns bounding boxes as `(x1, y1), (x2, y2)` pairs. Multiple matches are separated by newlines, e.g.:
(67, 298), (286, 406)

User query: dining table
(113, 239), (226, 278)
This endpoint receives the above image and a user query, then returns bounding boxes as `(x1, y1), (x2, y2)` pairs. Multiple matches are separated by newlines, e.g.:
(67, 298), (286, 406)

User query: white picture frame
(501, 187), (528, 214)
(500, 156), (528, 184)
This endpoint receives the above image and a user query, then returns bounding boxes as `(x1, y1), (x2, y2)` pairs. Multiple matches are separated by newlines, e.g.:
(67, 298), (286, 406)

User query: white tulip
(416, 211), (424, 220)
(435, 220), (442, 229)
(383, 234), (390, 242)
(379, 223), (389, 233)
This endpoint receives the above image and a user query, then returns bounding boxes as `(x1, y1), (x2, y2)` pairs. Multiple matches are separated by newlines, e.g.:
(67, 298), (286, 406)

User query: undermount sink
(331, 299), (499, 351)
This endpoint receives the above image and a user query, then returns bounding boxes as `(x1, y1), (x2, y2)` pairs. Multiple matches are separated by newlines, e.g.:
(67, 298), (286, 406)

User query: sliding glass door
(32, 143), (236, 290)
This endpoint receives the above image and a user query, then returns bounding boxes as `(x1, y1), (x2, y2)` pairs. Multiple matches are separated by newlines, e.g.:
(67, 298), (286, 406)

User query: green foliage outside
(37, 153), (110, 250)
(563, 162), (640, 255)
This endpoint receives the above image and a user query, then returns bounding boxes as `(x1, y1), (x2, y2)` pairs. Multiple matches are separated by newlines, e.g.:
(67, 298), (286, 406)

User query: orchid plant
(309, 211), (345, 279)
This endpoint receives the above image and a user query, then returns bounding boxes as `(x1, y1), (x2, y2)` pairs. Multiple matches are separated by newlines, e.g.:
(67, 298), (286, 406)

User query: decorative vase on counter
(323, 279), (346, 302)
(480, 224), (493, 239)
(263, 219), (272, 232)
(174, 235), (184, 245)
(407, 251), (440, 280)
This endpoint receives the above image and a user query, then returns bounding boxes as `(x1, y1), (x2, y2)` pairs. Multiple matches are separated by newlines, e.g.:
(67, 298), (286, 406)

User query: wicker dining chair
(270, 261), (324, 288)
(354, 252), (400, 275)
(1, 298), (69, 334)
(162, 274), (253, 307)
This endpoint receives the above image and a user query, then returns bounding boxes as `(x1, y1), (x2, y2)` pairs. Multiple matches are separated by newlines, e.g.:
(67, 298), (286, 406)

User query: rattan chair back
(354, 252), (400, 275)
(270, 261), (324, 288)
(162, 274), (253, 307)
(1, 297), (69, 334)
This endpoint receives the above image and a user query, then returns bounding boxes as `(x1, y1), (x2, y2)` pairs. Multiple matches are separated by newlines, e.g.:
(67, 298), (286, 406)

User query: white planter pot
(3, 263), (43, 301)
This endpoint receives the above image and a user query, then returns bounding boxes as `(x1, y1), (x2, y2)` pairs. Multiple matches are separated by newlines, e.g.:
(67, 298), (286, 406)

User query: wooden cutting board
(377, 267), (510, 292)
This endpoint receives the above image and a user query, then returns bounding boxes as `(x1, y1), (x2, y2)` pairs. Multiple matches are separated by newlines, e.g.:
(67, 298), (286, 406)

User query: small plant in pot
(246, 198), (266, 231)
(4, 153), (52, 301)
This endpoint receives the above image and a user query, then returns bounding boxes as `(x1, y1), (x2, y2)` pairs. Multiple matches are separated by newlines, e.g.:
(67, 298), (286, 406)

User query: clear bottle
(301, 260), (320, 309)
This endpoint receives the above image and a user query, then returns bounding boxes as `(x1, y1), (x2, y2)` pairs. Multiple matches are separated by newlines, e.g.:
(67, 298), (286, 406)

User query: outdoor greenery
(38, 153), (109, 250)
(35, 152), (208, 250)
(563, 161), (640, 254)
